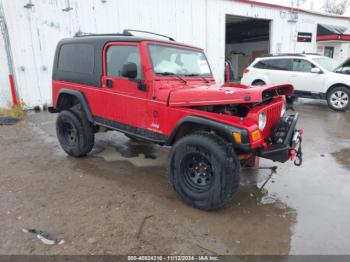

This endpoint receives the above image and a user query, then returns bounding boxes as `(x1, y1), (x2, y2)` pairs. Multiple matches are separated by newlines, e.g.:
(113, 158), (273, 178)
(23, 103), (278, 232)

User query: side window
(292, 59), (314, 73)
(106, 45), (143, 79)
(254, 59), (291, 71)
(58, 44), (94, 74)
(324, 46), (334, 58)
(254, 61), (267, 69)
(267, 59), (291, 71)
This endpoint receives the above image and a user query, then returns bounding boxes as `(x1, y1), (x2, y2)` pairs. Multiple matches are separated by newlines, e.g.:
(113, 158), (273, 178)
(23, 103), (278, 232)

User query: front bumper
(257, 113), (303, 165)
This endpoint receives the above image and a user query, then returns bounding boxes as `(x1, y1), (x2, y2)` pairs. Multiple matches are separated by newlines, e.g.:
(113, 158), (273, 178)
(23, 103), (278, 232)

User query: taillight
(243, 68), (250, 74)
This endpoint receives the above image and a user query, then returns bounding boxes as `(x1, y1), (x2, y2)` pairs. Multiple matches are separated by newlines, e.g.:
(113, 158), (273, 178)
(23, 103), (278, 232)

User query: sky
(256, 0), (350, 15)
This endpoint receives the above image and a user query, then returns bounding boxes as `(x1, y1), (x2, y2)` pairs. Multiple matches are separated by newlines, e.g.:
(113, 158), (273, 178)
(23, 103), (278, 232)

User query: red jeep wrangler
(50, 30), (303, 210)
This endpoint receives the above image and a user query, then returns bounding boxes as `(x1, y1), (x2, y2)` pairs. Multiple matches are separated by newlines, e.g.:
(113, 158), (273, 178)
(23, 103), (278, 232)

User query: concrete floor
(0, 100), (349, 255)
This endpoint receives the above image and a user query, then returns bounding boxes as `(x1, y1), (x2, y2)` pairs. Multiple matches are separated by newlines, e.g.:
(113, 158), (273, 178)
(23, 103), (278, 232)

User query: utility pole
(0, 0), (18, 106)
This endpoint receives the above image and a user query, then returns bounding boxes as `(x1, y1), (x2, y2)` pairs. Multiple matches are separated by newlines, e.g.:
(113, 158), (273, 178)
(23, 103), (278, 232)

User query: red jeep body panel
(52, 37), (294, 152)
(50, 34), (303, 211)
(167, 83), (293, 107)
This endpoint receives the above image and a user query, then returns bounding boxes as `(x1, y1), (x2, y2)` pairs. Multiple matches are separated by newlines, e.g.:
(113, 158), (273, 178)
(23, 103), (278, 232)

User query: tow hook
(289, 130), (303, 166)
(293, 130), (303, 166)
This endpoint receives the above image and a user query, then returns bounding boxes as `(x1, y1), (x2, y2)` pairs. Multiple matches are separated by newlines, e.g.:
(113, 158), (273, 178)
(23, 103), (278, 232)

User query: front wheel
(169, 132), (240, 210)
(327, 86), (350, 112)
(56, 109), (94, 157)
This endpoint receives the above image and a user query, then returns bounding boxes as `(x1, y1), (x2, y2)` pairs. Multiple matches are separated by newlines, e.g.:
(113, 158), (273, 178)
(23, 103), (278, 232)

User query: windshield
(312, 57), (339, 71)
(148, 44), (212, 76)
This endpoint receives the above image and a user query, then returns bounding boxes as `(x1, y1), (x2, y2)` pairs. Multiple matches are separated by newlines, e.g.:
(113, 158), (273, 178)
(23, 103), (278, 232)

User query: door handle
(106, 79), (113, 88)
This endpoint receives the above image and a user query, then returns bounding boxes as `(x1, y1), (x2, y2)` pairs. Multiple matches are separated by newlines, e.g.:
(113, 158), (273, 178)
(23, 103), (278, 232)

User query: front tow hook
(292, 130), (303, 166)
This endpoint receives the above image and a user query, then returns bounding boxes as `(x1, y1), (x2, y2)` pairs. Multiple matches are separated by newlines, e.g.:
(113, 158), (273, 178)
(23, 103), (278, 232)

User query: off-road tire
(252, 80), (265, 86)
(169, 132), (240, 210)
(327, 86), (350, 112)
(56, 109), (94, 157)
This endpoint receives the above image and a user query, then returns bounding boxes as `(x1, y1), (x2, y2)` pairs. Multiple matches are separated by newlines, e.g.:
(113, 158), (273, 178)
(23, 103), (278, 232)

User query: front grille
(263, 102), (282, 137)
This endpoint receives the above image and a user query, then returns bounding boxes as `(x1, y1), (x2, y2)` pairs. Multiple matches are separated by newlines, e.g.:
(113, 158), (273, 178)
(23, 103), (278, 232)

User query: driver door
(99, 43), (148, 128)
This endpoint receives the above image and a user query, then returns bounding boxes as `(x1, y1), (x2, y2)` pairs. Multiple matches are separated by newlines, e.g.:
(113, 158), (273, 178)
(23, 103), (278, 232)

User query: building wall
(0, 0), (208, 108)
(0, 30), (10, 108)
(0, 0), (349, 108)
(317, 42), (350, 63)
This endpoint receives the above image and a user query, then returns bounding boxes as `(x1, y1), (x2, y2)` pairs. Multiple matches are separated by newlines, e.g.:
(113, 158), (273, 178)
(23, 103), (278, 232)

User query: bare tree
(323, 0), (350, 15)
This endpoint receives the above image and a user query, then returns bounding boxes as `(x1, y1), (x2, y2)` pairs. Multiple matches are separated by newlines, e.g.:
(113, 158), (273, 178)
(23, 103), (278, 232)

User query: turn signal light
(251, 130), (261, 141)
(233, 132), (242, 144)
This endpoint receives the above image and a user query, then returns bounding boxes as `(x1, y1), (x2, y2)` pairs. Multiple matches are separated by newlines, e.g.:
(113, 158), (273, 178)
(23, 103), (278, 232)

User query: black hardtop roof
(53, 31), (203, 87)
(58, 34), (200, 50)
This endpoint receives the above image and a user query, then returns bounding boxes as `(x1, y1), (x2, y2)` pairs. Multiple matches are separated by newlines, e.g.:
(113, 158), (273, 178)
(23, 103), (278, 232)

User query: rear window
(254, 59), (291, 71)
(58, 44), (94, 74)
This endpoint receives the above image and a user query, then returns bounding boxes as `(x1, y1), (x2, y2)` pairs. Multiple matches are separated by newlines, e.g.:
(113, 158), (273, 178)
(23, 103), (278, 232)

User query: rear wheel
(252, 80), (265, 86)
(169, 132), (240, 210)
(327, 86), (350, 112)
(56, 109), (94, 157)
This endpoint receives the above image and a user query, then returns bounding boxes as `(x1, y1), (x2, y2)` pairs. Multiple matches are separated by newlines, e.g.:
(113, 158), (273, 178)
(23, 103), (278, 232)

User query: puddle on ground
(90, 131), (168, 167)
(331, 148), (350, 171)
(71, 133), (296, 255)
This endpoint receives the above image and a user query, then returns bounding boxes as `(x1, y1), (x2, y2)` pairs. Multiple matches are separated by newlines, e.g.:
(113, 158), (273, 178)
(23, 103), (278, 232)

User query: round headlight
(281, 103), (286, 117)
(259, 112), (267, 131)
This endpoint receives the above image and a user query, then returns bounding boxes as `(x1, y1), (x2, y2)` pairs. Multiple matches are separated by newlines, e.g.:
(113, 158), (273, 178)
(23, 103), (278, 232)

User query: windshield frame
(146, 42), (213, 78)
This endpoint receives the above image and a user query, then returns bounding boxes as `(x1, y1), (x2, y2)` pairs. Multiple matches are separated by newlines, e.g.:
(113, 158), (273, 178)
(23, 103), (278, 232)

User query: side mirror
(311, 67), (322, 74)
(121, 62), (137, 79)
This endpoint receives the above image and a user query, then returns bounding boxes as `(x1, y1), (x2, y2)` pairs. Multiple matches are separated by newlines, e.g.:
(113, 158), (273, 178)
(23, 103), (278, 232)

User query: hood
(168, 83), (293, 107)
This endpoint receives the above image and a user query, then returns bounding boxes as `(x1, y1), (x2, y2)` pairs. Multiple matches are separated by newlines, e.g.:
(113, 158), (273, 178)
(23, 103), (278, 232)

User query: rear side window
(106, 45), (143, 79)
(292, 59), (315, 72)
(254, 59), (291, 71)
(58, 44), (94, 74)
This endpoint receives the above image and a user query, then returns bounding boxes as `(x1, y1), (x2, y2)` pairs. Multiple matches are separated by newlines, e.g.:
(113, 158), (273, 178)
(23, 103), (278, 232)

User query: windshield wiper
(184, 74), (210, 83)
(157, 72), (175, 75)
(157, 72), (187, 84)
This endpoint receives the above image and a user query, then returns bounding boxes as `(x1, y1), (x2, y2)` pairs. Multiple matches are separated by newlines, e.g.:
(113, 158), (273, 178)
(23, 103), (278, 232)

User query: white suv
(241, 54), (350, 111)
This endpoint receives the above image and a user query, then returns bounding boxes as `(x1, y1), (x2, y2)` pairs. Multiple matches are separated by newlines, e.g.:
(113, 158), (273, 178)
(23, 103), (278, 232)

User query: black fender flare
(56, 88), (94, 123)
(166, 115), (250, 150)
